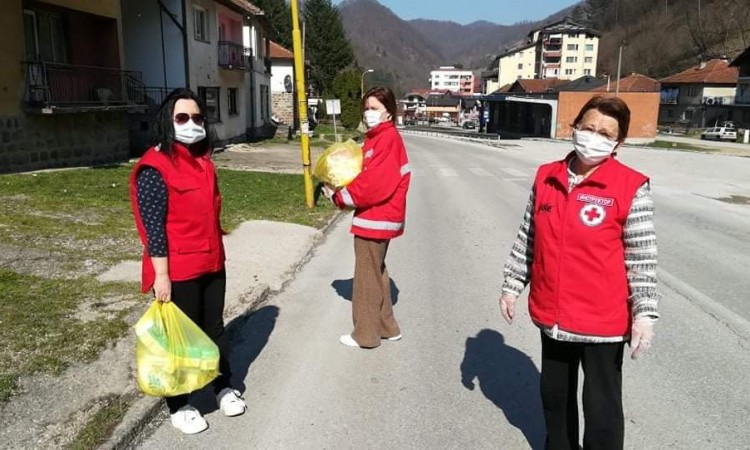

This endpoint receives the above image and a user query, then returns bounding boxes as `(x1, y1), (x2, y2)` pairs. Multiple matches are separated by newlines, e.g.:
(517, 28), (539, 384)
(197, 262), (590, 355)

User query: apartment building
(481, 17), (600, 94)
(429, 66), (475, 95)
(730, 47), (750, 127)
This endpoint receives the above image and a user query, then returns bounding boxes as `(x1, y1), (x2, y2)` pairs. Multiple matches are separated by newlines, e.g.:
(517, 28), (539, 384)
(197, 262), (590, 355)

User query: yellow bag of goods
(134, 301), (220, 397)
(313, 139), (363, 188)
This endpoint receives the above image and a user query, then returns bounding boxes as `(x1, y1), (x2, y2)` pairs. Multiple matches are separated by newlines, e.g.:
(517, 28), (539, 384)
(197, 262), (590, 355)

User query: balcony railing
(23, 61), (145, 111)
(543, 51), (561, 58)
(218, 41), (252, 70)
(702, 95), (735, 106)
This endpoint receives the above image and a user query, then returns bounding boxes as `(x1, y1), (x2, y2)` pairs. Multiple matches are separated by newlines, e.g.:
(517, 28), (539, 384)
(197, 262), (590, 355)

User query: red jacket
(333, 121), (411, 240)
(129, 144), (225, 293)
(529, 154), (648, 336)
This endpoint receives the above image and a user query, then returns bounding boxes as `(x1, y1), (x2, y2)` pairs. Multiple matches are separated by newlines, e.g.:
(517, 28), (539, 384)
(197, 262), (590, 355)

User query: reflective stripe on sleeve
(352, 217), (404, 231)
(340, 187), (356, 208)
(401, 163), (411, 176)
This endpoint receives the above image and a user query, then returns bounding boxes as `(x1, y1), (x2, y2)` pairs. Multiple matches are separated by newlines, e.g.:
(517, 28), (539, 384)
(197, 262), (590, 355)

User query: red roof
(512, 78), (569, 93)
(660, 59), (738, 85)
(495, 84), (512, 93)
(270, 41), (294, 60)
(593, 73), (660, 92)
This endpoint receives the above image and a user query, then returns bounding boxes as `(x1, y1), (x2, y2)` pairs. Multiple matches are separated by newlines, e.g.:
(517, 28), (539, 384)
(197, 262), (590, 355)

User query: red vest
(529, 154), (648, 336)
(129, 144), (225, 293)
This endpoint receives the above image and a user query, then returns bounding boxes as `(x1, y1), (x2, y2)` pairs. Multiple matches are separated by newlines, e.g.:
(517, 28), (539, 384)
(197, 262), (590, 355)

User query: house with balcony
(729, 47), (750, 128)
(658, 58), (739, 128)
(429, 66), (475, 95)
(121, 0), (272, 151)
(400, 90), (429, 121)
(1, 0), (141, 173)
(482, 17), (600, 95)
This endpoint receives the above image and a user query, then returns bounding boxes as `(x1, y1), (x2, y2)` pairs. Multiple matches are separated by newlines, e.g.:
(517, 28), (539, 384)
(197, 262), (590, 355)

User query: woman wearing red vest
(326, 86), (411, 349)
(129, 89), (245, 435)
(499, 96), (660, 449)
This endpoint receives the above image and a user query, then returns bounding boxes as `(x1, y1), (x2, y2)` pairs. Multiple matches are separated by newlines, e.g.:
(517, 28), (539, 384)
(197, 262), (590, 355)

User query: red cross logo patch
(580, 204), (606, 227)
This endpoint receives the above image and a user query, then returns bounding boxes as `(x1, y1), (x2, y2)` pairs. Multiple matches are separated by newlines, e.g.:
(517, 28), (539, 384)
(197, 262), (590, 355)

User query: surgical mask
(573, 129), (617, 165)
(174, 120), (206, 145)
(364, 110), (385, 129)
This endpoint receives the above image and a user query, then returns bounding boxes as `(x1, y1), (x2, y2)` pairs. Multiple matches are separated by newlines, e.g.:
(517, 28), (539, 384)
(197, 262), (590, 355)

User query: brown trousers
(351, 236), (401, 348)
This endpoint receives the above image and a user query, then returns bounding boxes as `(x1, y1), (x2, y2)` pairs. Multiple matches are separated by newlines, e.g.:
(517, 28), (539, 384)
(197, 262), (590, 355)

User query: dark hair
(150, 88), (212, 155)
(571, 95), (631, 143)
(361, 86), (397, 124)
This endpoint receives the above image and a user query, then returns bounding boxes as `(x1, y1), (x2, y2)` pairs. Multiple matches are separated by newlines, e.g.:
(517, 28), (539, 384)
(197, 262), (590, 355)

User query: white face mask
(364, 110), (385, 129)
(174, 119), (206, 145)
(573, 129), (618, 165)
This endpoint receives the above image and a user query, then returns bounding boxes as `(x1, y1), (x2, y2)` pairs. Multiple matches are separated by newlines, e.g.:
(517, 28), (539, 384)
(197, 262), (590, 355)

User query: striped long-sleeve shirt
(502, 162), (661, 343)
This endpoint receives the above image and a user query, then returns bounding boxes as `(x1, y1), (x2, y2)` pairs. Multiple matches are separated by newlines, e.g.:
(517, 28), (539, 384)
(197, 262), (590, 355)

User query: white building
(121, 0), (273, 146)
(269, 41), (296, 127)
(429, 66), (475, 94)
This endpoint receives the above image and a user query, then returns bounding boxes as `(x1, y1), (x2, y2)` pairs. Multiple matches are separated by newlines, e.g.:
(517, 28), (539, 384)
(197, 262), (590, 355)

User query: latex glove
(153, 273), (171, 303)
(630, 319), (655, 360)
(321, 184), (336, 199)
(499, 292), (517, 324)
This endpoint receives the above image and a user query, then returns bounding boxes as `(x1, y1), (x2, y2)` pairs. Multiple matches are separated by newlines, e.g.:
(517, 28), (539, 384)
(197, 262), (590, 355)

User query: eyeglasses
(575, 124), (618, 142)
(173, 113), (206, 126)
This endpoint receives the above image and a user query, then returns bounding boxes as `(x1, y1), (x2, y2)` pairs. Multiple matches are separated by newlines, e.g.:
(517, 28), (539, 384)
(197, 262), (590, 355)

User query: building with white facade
(429, 66), (475, 94)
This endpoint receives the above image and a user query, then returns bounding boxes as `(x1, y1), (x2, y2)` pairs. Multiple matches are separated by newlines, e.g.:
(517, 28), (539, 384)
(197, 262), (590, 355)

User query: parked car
(462, 120), (476, 129)
(701, 126), (737, 141)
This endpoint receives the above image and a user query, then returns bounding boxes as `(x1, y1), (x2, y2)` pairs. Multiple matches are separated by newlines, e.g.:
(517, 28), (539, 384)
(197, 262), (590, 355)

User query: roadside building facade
(659, 58), (738, 128)
(269, 41), (295, 127)
(729, 47), (750, 128)
(430, 66), (475, 95)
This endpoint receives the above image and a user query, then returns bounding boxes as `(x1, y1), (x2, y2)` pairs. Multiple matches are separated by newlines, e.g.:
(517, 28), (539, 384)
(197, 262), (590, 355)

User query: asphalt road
(137, 135), (750, 449)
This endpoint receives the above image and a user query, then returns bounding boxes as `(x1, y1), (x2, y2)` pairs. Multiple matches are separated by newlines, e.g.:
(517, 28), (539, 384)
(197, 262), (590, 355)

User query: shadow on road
(191, 305), (280, 415)
(331, 278), (400, 305)
(460, 329), (545, 449)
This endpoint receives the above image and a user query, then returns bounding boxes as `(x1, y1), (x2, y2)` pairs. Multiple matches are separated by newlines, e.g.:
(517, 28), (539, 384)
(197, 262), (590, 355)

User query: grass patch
(66, 394), (131, 450)
(0, 165), (337, 403)
(641, 140), (719, 153)
(0, 269), (137, 402)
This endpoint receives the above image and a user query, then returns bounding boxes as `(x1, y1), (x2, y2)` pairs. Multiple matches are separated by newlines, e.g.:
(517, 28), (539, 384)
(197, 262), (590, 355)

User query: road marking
(468, 167), (492, 177)
(438, 168), (458, 177)
(500, 168), (529, 178)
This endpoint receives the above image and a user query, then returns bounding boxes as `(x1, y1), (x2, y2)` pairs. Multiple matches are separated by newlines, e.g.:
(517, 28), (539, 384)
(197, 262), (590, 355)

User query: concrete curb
(99, 212), (345, 450)
(400, 129), (513, 148)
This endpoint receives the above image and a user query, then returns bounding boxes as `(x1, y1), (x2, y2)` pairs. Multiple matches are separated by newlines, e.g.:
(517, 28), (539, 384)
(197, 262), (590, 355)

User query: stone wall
(272, 92), (295, 126)
(0, 112), (130, 173)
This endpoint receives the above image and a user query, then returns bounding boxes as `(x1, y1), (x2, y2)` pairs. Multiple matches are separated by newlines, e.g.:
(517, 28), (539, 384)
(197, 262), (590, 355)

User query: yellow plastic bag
(134, 301), (220, 397)
(313, 139), (363, 188)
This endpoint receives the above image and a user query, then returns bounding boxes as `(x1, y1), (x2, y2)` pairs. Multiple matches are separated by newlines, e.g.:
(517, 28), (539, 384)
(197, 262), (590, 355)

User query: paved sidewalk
(0, 142), (339, 450)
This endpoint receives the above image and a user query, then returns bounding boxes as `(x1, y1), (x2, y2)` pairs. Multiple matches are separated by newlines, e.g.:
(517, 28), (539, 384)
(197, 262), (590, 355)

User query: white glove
(630, 318), (655, 360)
(499, 292), (517, 324)
(321, 184), (335, 199)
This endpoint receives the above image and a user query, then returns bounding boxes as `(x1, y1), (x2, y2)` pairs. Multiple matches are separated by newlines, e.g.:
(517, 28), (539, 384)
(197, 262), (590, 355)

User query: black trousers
(164, 270), (232, 413)
(540, 332), (625, 450)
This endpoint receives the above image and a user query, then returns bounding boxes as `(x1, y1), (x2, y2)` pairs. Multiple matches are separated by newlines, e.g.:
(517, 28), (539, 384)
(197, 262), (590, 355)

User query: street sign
(325, 99), (341, 116)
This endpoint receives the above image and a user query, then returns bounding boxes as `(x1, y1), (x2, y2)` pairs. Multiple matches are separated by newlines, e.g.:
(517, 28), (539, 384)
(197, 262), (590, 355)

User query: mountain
(339, 0), (578, 93)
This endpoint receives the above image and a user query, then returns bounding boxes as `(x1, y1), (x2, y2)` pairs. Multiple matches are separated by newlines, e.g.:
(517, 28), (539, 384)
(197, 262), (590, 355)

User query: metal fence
(23, 61), (146, 108)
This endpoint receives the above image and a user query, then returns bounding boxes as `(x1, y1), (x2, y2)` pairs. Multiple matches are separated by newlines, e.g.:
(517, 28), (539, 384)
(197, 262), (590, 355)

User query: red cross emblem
(580, 204), (606, 227)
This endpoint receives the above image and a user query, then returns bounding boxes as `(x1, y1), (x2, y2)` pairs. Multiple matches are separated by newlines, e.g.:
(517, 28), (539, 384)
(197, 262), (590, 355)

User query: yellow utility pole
(291, 0), (314, 208)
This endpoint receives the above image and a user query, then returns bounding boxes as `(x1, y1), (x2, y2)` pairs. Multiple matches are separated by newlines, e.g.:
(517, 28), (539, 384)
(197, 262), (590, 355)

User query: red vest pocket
(174, 238), (212, 254)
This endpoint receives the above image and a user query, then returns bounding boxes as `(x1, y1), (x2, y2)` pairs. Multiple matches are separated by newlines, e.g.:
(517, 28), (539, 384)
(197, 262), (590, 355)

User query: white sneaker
(217, 388), (246, 417)
(339, 334), (362, 347)
(385, 334), (402, 341)
(170, 405), (208, 435)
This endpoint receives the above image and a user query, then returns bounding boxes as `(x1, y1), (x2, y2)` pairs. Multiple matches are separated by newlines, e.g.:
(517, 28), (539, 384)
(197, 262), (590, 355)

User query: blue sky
(332, 0), (582, 25)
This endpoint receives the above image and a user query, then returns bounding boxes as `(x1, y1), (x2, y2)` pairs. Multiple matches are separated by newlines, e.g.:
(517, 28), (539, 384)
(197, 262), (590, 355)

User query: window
(585, 44), (594, 52)
(518, 63), (523, 70)
(198, 87), (220, 122)
(23, 9), (67, 62)
(585, 57), (593, 64)
(228, 88), (238, 116)
(565, 69), (575, 75)
(566, 56), (577, 63)
(260, 85), (270, 121)
(194, 6), (208, 41)
(584, 69), (592, 75)
(567, 44), (578, 51)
